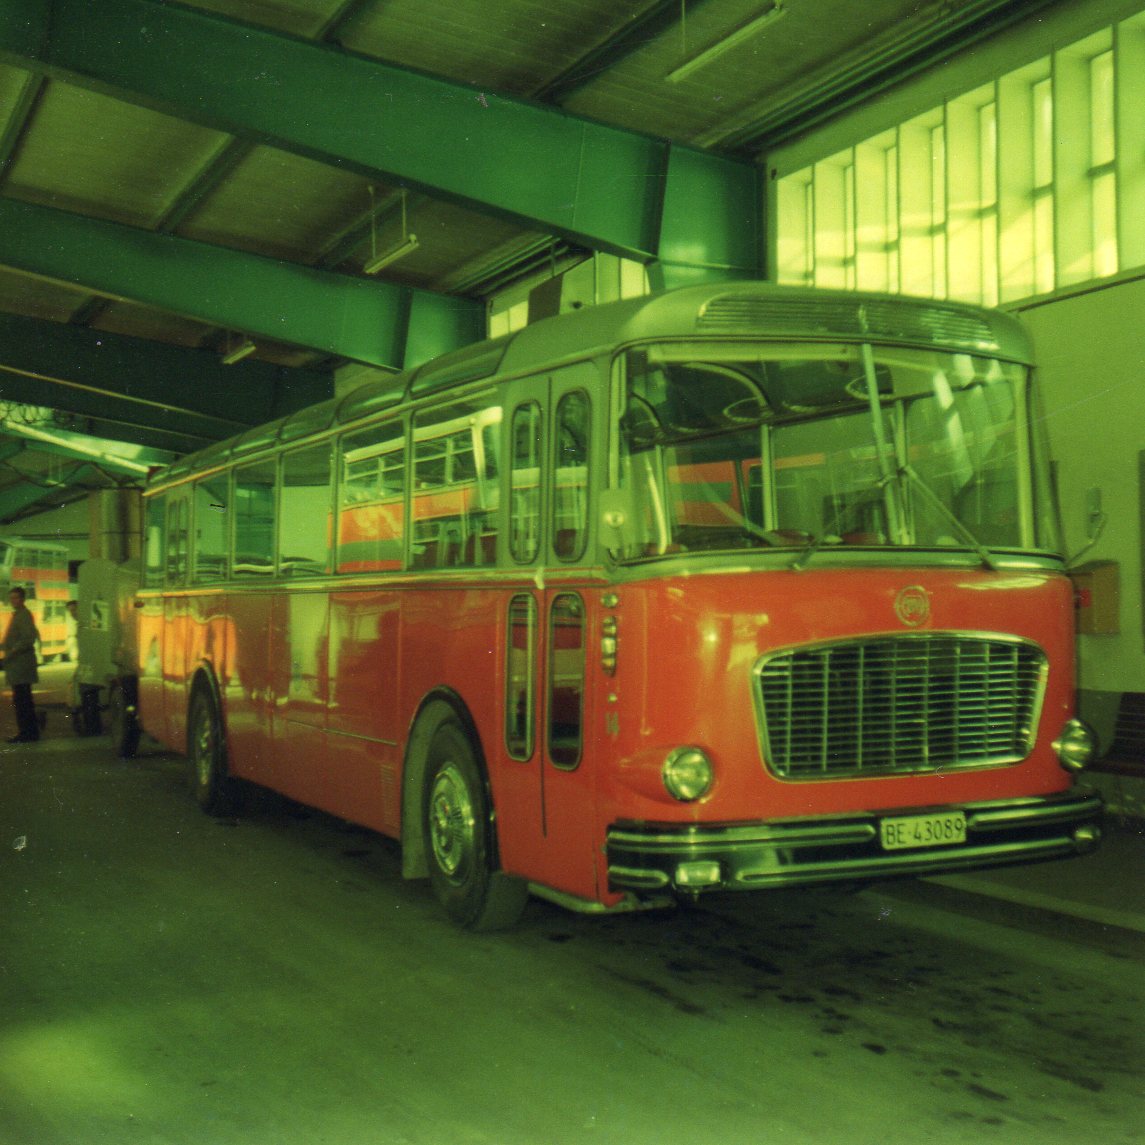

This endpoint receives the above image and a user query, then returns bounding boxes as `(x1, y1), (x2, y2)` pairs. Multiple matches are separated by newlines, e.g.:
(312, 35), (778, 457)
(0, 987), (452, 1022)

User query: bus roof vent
(697, 293), (1001, 354)
(409, 337), (511, 398)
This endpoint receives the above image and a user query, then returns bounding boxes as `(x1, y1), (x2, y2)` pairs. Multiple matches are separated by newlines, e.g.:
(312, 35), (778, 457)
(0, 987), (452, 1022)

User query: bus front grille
(756, 635), (1047, 779)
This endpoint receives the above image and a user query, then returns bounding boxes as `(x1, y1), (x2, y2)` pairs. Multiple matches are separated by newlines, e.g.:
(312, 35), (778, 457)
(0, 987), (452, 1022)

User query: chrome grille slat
(757, 635), (1047, 779)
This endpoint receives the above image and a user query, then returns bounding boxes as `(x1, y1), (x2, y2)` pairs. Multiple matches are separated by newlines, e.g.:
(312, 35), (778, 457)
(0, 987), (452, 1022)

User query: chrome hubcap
(193, 712), (213, 786)
(428, 763), (476, 882)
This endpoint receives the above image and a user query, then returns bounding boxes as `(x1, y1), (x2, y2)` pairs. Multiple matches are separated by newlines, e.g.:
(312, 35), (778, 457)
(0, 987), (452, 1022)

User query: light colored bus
(0, 538), (70, 661)
(126, 282), (1102, 929)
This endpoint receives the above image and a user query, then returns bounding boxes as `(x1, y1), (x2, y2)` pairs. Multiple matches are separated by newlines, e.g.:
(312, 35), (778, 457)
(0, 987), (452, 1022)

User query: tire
(187, 687), (241, 816)
(108, 681), (140, 759)
(422, 718), (527, 931)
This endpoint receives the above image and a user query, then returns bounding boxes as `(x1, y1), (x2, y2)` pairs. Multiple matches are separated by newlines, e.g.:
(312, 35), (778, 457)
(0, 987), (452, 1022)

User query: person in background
(3, 586), (40, 743)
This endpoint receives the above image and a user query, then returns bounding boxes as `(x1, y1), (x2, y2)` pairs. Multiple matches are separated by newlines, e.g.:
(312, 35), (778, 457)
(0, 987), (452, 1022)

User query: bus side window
(279, 445), (332, 577)
(552, 391), (590, 561)
(548, 593), (585, 769)
(509, 402), (542, 563)
(165, 497), (189, 586)
(505, 593), (537, 760)
(193, 475), (229, 583)
(411, 391), (500, 569)
(144, 495), (166, 588)
(338, 419), (406, 574)
(233, 459), (277, 577)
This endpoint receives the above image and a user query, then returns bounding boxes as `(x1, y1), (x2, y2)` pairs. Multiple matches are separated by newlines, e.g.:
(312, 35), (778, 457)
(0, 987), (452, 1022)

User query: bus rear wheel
(188, 688), (240, 816)
(423, 719), (527, 931)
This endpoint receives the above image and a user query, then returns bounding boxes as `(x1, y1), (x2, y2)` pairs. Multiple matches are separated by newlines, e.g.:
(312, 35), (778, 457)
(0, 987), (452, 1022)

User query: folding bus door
(501, 364), (601, 902)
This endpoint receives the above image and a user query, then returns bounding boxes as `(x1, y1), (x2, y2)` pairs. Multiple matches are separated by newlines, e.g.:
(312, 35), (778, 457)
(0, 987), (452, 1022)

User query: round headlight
(1054, 718), (1096, 772)
(662, 747), (714, 801)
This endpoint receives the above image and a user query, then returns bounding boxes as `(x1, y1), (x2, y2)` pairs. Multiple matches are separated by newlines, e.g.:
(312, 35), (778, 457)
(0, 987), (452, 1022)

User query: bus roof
(152, 281), (1033, 489)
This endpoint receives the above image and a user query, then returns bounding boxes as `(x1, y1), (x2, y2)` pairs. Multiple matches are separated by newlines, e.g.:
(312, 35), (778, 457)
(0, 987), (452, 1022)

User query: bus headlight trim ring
(662, 746), (714, 801)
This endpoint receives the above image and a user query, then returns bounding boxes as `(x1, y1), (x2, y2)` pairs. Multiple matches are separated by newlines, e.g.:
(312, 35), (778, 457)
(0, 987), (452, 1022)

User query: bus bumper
(606, 788), (1103, 895)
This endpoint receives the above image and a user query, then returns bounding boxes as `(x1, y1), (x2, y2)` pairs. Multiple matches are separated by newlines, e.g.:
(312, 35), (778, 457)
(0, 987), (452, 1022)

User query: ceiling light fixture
(364, 187), (419, 275)
(665, 1), (786, 84)
(221, 337), (257, 365)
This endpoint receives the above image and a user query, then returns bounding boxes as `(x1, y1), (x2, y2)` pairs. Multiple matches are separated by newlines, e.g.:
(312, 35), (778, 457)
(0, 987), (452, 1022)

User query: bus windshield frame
(610, 339), (1060, 565)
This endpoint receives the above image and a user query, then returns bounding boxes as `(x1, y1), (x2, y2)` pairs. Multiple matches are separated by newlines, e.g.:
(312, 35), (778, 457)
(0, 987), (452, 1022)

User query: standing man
(3, 586), (40, 743)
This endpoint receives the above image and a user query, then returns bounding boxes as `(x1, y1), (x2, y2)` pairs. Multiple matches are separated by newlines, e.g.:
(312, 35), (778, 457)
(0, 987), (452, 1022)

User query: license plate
(880, 811), (967, 851)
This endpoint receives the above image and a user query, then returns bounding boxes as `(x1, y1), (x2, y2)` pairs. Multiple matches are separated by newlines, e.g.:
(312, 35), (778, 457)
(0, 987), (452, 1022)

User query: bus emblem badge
(894, 586), (930, 627)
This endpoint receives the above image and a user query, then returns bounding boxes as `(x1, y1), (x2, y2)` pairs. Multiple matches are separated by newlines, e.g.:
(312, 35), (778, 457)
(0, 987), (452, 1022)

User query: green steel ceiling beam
(0, 461), (95, 522)
(0, 420), (167, 474)
(1, 0), (763, 278)
(16, 415), (208, 456)
(0, 200), (484, 370)
(0, 312), (328, 438)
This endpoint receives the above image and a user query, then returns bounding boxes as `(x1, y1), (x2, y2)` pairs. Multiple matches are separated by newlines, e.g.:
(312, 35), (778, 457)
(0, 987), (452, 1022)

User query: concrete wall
(1016, 274), (1145, 747)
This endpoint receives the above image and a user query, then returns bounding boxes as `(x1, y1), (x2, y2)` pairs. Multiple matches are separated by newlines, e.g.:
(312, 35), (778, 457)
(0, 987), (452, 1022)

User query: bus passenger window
(505, 594), (537, 760)
(411, 392), (500, 569)
(279, 445), (332, 577)
(339, 420), (405, 574)
(193, 475), (229, 583)
(548, 593), (584, 769)
(552, 391), (589, 561)
(143, 495), (166, 589)
(165, 497), (189, 585)
(510, 402), (542, 563)
(233, 459), (276, 577)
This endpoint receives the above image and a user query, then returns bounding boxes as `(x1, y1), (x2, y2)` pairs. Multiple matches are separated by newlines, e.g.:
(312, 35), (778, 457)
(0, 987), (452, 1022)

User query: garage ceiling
(0, 0), (1055, 524)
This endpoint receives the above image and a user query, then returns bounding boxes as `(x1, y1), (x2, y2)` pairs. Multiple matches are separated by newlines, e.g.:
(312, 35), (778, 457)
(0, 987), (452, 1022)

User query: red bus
(0, 538), (70, 660)
(125, 282), (1102, 929)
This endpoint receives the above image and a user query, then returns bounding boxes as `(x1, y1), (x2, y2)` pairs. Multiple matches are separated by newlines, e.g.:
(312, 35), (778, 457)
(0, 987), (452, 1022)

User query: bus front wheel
(423, 719), (527, 931)
(188, 688), (240, 816)
(108, 680), (140, 760)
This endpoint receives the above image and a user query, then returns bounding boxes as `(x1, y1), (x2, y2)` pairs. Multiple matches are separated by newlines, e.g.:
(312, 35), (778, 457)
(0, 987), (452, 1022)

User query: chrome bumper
(607, 788), (1103, 895)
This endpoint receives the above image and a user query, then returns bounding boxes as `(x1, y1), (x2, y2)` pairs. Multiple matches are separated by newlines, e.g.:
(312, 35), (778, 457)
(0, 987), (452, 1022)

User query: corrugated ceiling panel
(564, 0), (931, 143)
(342, 0), (628, 98)
(182, 0), (351, 39)
(5, 83), (228, 228)
(175, 146), (370, 263)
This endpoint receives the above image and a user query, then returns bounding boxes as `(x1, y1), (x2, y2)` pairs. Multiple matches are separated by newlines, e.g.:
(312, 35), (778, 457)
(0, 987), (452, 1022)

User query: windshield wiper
(898, 463), (999, 571)
(790, 466), (999, 572)
(788, 472), (892, 571)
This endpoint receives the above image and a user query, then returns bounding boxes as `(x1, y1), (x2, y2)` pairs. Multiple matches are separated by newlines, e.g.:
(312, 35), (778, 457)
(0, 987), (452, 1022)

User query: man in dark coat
(3, 587), (40, 743)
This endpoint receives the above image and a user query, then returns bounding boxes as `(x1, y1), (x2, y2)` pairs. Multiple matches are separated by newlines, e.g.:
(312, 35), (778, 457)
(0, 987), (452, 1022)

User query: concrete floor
(2, 665), (1143, 1144)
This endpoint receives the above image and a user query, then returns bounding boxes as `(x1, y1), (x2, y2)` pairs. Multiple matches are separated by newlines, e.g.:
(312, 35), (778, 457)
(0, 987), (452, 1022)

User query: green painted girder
(0, 421), (167, 474)
(2, 0), (764, 278)
(0, 199), (484, 370)
(0, 461), (95, 521)
(0, 312), (329, 440)
(5, 414), (202, 456)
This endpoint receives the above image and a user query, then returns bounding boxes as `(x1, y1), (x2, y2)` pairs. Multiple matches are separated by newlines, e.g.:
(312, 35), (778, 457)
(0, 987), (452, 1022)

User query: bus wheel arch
(187, 669), (241, 817)
(402, 694), (527, 930)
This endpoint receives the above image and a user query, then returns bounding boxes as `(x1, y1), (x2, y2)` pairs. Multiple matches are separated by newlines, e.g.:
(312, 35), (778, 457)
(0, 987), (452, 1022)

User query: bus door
(503, 366), (600, 901)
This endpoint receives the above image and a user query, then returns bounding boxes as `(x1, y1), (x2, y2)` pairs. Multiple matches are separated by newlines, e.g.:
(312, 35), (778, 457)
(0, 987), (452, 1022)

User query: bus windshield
(615, 341), (1060, 562)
